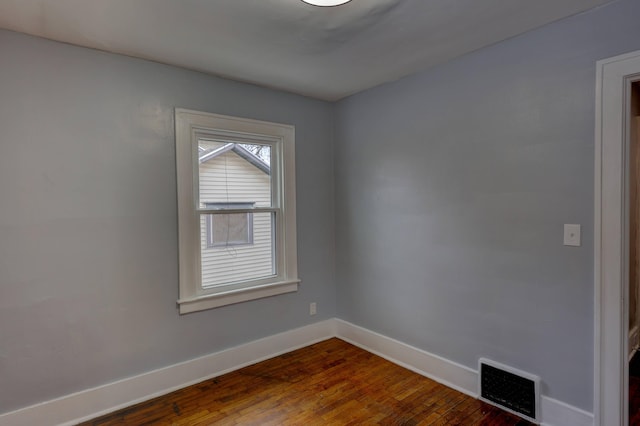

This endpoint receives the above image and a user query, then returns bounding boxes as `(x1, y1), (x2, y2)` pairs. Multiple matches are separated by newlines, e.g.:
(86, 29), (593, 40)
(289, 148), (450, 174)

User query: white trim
(595, 49), (640, 426)
(0, 320), (335, 426)
(335, 319), (594, 426)
(540, 397), (594, 426)
(334, 319), (477, 396)
(1, 318), (594, 426)
(178, 280), (300, 314)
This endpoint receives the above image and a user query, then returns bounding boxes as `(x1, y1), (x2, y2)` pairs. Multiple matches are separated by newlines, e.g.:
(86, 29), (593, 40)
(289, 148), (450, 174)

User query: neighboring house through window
(175, 109), (299, 313)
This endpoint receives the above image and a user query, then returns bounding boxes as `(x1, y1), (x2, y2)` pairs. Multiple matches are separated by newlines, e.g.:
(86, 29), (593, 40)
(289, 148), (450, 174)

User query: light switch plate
(564, 224), (581, 246)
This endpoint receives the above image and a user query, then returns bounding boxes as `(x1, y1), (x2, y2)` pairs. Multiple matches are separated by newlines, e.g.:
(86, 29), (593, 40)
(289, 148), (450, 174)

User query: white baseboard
(334, 319), (477, 397)
(0, 317), (594, 426)
(0, 319), (335, 426)
(540, 396), (594, 426)
(334, 319), (594, 426)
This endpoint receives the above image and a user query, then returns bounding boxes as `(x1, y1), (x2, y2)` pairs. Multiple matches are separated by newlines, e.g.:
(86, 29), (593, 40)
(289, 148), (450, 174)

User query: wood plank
(78, 338), (533, 426)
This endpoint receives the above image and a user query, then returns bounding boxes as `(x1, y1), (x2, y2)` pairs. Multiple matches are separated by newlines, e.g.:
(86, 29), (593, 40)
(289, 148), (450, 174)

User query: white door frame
(595, 49), (640, 426)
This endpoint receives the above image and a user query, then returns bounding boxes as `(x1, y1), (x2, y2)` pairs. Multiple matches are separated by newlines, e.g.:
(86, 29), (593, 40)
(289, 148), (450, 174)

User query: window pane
(204, 202), (253, 247)
(207, 212), (252, 247)
(200, 212), (275, 288)
(198, 139), (272, 208)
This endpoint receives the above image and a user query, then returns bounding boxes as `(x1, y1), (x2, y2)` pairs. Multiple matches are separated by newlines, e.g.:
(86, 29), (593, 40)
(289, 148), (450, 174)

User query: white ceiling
(0, 0), (615, 101)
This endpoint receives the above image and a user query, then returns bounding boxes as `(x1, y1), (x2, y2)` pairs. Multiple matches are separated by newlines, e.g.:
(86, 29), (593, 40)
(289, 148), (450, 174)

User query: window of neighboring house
(205, 202), (254, 247)
(175, 109), (299, 314)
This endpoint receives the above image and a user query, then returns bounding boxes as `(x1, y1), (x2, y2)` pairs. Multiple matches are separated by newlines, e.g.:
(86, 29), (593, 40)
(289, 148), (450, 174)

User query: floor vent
(478, 358), (540, 424)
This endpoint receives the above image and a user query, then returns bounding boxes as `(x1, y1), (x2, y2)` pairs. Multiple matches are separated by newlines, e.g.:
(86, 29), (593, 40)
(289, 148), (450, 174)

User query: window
(175, 109), (299, 313)
(205, 202), (254, 248)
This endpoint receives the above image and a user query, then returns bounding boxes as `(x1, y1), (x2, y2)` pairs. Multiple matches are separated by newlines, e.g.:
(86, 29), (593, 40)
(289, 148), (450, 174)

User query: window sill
(178, 279), (300, 314)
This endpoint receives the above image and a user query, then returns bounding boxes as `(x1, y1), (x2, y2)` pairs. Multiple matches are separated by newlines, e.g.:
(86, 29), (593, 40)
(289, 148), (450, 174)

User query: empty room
(1, 0), (640, 425)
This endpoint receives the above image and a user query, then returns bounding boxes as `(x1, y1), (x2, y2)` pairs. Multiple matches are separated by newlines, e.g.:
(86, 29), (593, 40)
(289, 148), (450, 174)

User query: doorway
(595, 50), (640, 426)
(629, 82), (640, 424)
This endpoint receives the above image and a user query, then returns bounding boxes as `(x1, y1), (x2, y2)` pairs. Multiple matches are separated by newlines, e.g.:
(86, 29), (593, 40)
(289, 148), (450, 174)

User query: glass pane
(198, 139), (272, 208)
(200, 212), (275, 288)
(207, 211), (252, 247)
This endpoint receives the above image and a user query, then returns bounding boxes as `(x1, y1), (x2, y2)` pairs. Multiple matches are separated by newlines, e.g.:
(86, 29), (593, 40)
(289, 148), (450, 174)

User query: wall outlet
(563, 224), (581, 246)
(309, 302), (317, 316)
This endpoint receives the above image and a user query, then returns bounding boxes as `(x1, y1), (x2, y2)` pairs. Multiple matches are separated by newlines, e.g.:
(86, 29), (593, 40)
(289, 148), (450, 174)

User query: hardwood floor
(79, 338), (532, 425)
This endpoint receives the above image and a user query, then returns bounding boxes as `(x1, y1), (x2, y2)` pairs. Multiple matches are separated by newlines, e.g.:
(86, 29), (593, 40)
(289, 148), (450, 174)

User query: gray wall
(0, 30), (335, 413)
(334, 0), (640, 412)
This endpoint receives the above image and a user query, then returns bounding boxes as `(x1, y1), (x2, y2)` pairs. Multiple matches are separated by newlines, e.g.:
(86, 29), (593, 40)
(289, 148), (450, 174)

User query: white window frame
(175, 109), (299, 314)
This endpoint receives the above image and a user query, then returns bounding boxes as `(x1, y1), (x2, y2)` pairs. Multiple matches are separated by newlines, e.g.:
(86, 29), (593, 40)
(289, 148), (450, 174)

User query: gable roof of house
(198, 143), (270, 175)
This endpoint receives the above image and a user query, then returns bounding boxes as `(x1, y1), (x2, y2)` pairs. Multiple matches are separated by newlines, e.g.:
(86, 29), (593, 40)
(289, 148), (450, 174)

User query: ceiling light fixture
(301, 0), (352, 6)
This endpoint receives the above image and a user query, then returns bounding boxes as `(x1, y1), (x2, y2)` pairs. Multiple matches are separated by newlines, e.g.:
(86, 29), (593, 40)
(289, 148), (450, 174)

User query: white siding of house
(199, 150), (273, 287)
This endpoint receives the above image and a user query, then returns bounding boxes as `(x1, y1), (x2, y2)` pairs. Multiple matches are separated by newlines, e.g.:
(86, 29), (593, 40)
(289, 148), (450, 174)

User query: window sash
(197, 207), (278, 214)
(199, 210), (278, 293)
(194, 137), (283, 292)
